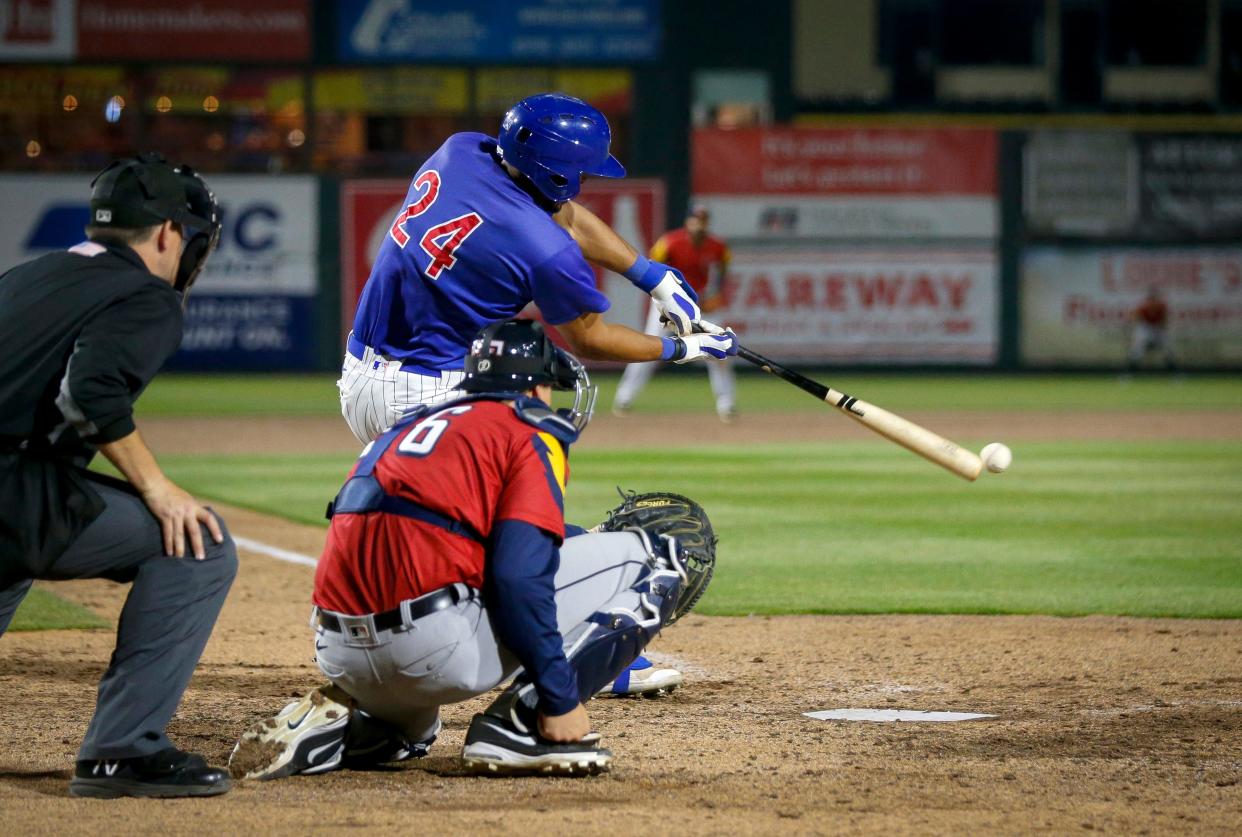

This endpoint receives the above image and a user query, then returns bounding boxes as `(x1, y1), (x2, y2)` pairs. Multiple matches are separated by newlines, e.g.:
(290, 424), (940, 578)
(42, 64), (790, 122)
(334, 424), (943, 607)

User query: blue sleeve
(530, 244), (610, 325)
(486, 519), (580, 716)
(564, 523), (589, 538)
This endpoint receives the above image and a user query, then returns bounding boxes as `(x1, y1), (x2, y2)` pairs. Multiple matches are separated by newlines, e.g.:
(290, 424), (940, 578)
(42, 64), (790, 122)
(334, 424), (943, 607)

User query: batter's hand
(141, 478), (224, 560)
(648, 265), (702, 335)
(538, 703), (592, 742)
(673, 330), (737, 364)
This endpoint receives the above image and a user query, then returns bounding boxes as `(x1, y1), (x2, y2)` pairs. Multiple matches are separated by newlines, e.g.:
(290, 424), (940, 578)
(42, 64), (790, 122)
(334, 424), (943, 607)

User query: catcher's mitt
(598, 489), (716, 624)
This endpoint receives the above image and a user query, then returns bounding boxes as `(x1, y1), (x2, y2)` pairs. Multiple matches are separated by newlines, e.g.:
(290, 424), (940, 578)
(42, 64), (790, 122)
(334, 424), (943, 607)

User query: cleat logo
(287, 707), (313, 730)
(93, 761), (119, 777)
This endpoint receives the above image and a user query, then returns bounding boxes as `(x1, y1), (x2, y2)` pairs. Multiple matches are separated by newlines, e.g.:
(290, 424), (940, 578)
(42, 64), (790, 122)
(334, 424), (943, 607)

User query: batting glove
(662, 330), (737, 364)
(624, 257), (702, 336)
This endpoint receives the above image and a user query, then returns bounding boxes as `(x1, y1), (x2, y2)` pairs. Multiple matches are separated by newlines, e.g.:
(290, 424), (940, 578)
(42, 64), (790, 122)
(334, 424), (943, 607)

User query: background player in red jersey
(1125, 286), (1178, 373)
(613, 205), (738, 422)
(230, 320), (708, 778)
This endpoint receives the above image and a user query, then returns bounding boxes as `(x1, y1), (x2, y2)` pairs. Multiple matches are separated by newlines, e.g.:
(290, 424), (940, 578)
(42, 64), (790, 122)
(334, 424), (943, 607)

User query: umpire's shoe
(70, 747), (231, 798)
(461, 713), (613, 776)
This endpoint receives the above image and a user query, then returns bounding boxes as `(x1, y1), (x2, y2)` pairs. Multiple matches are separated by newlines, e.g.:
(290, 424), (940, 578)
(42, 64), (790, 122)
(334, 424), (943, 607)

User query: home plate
(803, 709), (996, 723)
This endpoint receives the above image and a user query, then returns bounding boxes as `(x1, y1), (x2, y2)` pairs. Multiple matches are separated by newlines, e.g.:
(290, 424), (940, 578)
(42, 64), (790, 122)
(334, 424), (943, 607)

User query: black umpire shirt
(0, 240), (182, 577)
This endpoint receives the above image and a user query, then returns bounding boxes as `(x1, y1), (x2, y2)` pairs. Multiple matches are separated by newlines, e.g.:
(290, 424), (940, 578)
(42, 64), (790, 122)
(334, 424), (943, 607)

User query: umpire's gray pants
(0, 478), (237, 760)
(313, 531), (654, 743)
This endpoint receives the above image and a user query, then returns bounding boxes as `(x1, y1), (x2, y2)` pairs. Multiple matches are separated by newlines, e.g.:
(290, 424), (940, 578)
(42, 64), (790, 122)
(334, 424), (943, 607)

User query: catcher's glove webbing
(598, 489), (716, 624)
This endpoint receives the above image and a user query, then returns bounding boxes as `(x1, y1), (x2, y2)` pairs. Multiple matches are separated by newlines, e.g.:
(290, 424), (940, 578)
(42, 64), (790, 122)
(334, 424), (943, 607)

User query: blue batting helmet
(496, 93), (626, 203)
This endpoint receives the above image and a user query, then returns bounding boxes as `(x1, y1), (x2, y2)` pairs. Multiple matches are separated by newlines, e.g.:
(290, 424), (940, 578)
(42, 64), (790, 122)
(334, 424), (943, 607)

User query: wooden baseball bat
(735, 345), (983, 481)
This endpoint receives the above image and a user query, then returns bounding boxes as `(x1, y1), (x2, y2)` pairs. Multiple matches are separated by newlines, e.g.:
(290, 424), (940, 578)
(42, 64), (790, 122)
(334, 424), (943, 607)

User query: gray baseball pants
(313, 531), (655, 743)
(0, 477), (237, 760)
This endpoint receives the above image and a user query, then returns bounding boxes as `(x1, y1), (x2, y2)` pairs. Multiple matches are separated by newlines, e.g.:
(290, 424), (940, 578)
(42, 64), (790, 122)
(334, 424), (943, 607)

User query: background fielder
(614, 205), (738, 423)
(1126, 286), (1178, 373)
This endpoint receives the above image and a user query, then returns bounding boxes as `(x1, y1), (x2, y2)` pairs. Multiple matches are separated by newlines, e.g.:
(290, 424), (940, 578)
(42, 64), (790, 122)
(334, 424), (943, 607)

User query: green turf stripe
(134, 372), (1242, 417)
(9, 587), (110, 632)
(145, 439), (1242, 619)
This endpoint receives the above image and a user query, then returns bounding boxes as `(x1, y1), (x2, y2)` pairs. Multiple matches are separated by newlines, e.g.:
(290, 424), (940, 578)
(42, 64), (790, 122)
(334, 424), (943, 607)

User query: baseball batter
(614, 205), (737, 422)
(338, 92), (733, 694)
(231, 321), (715, 778)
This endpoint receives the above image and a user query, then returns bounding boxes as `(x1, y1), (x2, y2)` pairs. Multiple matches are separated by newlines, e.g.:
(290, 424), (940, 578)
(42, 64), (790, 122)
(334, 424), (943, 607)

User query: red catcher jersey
(313, 400), (568, 615)
(649, 228), (731, 295)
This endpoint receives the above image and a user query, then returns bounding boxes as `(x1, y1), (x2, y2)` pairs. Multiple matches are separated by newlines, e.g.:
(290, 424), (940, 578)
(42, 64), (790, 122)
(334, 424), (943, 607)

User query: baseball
(980, 442), (1012, 474)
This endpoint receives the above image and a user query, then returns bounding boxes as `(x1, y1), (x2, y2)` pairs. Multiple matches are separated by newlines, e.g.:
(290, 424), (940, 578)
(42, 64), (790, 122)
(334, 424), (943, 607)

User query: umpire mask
(90, 153), (222, 299)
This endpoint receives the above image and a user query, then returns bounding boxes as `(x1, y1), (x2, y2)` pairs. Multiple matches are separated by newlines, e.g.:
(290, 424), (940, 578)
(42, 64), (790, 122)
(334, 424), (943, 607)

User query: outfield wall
(3, 126), (1240, 372)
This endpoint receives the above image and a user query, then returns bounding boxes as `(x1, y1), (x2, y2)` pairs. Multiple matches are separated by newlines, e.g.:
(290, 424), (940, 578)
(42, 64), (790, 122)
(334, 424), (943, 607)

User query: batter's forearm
(558, 200), (639, 274)
(558, 313), (667, 362)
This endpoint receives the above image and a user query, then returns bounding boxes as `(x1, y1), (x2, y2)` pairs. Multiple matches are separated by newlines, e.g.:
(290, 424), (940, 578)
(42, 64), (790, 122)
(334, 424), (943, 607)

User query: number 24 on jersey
(388, 170), (483, 280)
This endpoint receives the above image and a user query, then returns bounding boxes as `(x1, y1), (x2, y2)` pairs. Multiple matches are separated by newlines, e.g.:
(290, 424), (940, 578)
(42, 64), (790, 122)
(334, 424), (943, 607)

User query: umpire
(0, 153), (238, 798)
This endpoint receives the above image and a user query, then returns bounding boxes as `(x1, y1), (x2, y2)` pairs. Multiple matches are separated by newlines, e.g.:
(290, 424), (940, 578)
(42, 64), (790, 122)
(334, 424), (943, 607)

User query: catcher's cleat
(598, 655), (684, 698)
(461, 713), (613, 776)
(229, 685), (352, 781)
(70, 747), (231, 799)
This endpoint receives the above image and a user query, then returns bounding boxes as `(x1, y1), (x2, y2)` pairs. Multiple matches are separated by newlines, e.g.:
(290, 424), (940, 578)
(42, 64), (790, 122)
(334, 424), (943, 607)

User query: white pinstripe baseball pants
(337, 340), (466, 445)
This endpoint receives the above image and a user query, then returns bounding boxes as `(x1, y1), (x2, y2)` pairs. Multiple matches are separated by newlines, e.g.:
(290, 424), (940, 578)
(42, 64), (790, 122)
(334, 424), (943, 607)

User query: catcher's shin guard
(482, 534), (685, 730)
(564, 536), (684, 699)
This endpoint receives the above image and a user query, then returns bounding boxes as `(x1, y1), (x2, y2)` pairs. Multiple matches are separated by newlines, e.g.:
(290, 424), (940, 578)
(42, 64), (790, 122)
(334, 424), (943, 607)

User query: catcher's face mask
(552, 346), (597, 433)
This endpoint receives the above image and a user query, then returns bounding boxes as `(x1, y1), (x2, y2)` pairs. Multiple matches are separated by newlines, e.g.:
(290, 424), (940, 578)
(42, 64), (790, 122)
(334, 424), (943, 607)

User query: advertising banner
(336, 0), (660, 64)
(0, 174), (320, 369)
(78, 0), (308, 61)
(1022, 131), (1138, 237)
(1023, 131), (1242, 242)
(1020, 247), (1242, 367)
(341, 177), (665, 342)
(692, 128), (998, 240)
(716, 248), (998, 364)
(1138, 134), (1242, 240)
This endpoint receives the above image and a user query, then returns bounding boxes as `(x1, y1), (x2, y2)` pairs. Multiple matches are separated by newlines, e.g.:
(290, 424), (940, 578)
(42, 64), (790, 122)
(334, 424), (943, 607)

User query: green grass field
(10, 587), (109, 631)
(148, 439), (1242, 619)
(17, 373), (1238, 627)
(135, 370), (1242, 417)
(124, 372), (1242, 620)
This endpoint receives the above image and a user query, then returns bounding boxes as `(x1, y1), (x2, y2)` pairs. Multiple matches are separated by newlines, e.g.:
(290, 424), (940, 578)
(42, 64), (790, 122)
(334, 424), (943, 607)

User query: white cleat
(229, 685), (353, 780)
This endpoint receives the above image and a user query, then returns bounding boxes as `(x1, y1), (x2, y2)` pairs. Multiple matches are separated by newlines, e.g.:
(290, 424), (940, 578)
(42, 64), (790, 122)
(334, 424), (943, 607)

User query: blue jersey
(351, 133), (610, 371)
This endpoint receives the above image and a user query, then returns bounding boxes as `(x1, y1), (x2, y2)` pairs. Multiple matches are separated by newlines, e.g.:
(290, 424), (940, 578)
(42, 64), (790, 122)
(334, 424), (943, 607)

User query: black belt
(317, 584), (477, 634)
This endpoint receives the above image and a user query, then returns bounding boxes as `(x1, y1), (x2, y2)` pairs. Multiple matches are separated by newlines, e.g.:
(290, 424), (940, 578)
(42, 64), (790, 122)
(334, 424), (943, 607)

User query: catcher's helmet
(460, 319), (597, 431)
(89, 152), (221, 295)
(496, 93), (626, 204)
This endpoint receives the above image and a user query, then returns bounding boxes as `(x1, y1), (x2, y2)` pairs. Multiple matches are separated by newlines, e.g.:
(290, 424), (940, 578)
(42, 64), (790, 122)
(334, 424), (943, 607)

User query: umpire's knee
(196, 510), (238, 585)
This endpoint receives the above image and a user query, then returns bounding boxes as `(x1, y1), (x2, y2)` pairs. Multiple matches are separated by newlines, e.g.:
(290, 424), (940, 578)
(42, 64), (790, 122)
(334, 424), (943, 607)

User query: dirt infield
(2, 411), (1240, 834)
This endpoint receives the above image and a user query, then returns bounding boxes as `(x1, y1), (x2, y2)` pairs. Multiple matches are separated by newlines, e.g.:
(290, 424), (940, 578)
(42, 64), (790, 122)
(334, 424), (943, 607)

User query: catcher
(230, 320), (715, 778)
